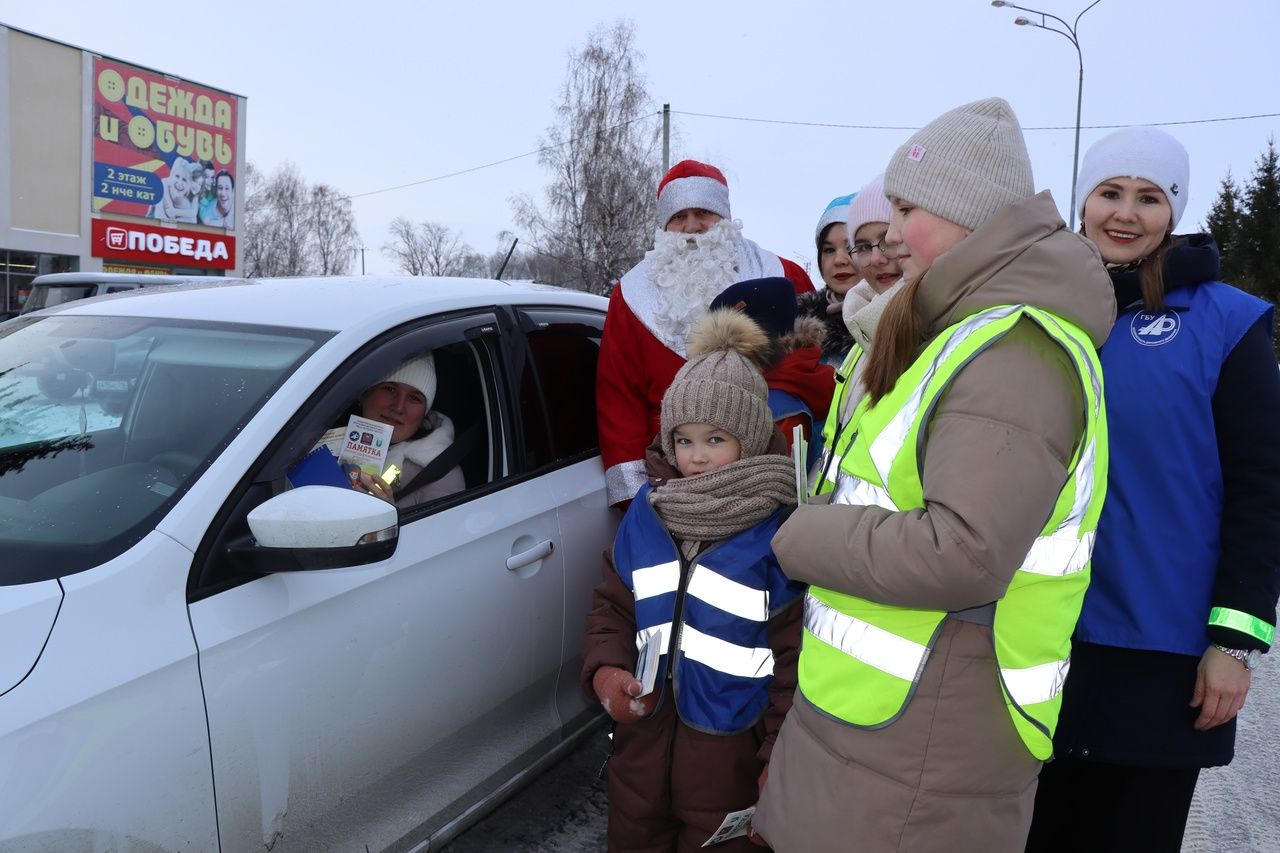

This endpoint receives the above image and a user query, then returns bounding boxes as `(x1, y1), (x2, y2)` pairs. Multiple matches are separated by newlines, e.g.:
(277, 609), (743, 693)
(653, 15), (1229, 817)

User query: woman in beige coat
(752, 98), (1115, 853)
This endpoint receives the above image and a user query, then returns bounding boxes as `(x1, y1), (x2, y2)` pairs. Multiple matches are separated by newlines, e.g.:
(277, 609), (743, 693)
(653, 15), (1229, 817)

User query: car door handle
(506, 539), (554, 571)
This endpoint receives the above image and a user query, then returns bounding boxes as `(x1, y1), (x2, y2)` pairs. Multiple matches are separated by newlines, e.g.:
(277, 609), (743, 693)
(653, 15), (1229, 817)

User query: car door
(185, 309), (569, 852)
(511, 305), (617, 730)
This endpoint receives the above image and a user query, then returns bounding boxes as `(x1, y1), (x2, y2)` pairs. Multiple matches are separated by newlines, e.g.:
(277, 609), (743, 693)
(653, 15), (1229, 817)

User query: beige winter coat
(753, 192), (1115, 853)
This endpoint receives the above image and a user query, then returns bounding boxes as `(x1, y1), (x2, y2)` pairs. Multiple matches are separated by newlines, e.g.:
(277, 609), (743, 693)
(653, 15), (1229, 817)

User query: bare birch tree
(382, 219), (484, 276)
(511, 21), (660, 295)
(309, 184), (359, 275)
(241, 163), (360, 277)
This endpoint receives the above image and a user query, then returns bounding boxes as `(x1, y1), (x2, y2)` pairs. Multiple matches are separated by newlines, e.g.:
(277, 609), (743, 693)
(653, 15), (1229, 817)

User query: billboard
(92, 219), (236, 270)
(92, 58), (238, 231)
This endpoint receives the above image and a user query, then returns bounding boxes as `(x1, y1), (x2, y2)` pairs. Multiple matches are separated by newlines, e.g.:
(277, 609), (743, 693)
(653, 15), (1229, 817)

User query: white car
(0, 276), (615, 852)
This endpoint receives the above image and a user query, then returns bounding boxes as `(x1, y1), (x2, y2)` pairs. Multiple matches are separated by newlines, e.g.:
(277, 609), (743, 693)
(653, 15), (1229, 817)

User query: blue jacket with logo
(1076, 235), (1278, 656)
(612, 483), (805, 734)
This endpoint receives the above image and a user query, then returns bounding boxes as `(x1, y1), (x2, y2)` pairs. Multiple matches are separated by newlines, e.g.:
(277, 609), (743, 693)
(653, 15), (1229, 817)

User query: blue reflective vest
(1077, 281), (1275, 655)
(612, 483), (804, 734)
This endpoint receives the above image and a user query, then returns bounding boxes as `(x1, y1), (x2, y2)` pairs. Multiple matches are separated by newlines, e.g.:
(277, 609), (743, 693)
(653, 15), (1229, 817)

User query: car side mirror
(242, 486), (398, 571)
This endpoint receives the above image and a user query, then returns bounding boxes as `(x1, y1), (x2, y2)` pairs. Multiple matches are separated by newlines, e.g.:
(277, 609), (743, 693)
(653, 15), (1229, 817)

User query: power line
(670, 108), (1280, 132)
(252, 106), (1278, 215)
(252, 110), (663, 213)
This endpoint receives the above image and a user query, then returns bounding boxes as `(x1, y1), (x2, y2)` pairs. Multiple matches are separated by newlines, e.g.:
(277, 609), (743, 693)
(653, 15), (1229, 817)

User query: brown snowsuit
(581, 441), (801, 853)
(752, 192), (1115, 853)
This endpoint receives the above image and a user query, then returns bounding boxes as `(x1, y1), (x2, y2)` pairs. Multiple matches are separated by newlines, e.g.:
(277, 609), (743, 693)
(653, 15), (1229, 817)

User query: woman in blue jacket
(1026, 127), (1280, 852)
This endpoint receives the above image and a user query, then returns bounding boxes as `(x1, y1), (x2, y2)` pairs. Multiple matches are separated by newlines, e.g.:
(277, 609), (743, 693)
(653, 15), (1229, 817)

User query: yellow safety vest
(799, 304), (1108, 759)
(812, 345), (864, 497)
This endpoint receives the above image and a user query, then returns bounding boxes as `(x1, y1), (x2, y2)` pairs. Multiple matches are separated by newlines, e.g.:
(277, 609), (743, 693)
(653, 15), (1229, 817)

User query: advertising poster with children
(91, 57), (239, 231)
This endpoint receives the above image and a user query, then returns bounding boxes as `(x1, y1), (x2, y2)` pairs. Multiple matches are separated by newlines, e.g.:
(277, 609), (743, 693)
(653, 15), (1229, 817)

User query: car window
(514, 307), (604, 471)
(0, 315), (327, 585)
(189, 311), (510, 600)
(25, 286), (95, 311)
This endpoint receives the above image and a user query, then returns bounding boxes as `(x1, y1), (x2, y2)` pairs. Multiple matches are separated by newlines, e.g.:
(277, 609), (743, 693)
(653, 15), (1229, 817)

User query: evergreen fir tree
(1238, 138), (1280, 307)
(1237, 138), (1280, 356)
(1204, 172), (1245, 285)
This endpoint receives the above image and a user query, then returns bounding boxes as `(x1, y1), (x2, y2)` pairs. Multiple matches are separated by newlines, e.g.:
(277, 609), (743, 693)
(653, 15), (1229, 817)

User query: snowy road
(1185, 644), (1280, 851)
(446, 656), (1279, 851)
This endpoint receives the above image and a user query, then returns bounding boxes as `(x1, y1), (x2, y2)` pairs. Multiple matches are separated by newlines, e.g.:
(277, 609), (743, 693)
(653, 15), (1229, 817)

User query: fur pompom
(687, 308), (773, 371)
(780, 314), (828, 355)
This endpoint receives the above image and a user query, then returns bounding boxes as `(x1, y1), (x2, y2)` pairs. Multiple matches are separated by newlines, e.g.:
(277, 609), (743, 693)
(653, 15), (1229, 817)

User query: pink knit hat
(846, 173), (894, 242)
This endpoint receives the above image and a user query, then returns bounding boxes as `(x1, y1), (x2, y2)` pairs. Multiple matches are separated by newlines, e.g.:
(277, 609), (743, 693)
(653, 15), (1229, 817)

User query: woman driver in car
(355, 354), (465, 508)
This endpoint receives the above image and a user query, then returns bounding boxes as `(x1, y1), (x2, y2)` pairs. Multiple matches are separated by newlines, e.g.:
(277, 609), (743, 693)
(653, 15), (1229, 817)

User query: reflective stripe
(1208, 607), (1277, 646)
(636, 620), (673, 652)
(1062, 436), (1097, 530)
(832, 472), (899, 511)
(868, 305), (1023, 481)
(804, 593), (928, 682)
(606, 459), (649, 505)
(1036, 310), (1103, 413)
(679, 625), (774, 679)
(1001, 658), (1069, 707)
(1022, 529), (1095, 577)
(688, 567), (770, 622)
(822, 450), (843, 484)
(632, 561), (680, 601)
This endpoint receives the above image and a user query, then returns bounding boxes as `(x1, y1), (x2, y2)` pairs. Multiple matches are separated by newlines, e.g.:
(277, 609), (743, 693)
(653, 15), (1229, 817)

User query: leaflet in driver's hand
(336, 415), (393, 485)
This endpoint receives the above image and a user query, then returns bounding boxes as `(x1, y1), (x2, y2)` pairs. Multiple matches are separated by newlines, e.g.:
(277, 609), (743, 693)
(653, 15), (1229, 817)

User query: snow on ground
(1184, 615), (1280, 852)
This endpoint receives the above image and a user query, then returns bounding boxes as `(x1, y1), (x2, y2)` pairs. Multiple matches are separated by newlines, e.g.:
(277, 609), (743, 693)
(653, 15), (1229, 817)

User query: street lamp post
(991, 0), (1101, 230)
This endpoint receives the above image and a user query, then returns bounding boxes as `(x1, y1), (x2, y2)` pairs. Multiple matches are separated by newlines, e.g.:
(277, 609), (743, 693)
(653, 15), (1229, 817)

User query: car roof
(31, 272), (219, 287)
(32, 275), (608, 331)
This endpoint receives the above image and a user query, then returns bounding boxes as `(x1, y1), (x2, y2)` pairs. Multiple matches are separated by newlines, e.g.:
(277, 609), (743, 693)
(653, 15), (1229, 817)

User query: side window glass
(190, 314), (506, 600)
(515, 309), (604, 470)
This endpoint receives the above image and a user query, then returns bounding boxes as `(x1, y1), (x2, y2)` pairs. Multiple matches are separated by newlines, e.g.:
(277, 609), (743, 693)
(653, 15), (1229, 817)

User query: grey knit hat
(884, 97), (1034, 232)
(660, 310), (775, 463)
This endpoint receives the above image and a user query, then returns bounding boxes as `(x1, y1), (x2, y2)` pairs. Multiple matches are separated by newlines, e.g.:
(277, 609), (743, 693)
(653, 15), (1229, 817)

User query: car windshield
(0, 315), (328, 584)
(23, 285), (96, 312)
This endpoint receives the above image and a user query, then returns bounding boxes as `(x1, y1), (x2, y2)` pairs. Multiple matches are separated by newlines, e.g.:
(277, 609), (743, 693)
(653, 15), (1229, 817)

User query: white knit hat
(884, 97), (1034, 232)
(1075, 126), (1189, 230)
(379, 353), (437, 412)
(656, 160), (732, 227)
(846, 173), (894, 242)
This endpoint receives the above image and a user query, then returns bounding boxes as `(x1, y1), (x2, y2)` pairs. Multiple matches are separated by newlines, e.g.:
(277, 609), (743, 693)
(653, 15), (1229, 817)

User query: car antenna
(494, 237), (518, 280)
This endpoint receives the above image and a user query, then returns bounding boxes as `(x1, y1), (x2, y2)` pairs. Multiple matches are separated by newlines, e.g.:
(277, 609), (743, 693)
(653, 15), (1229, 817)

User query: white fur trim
(657, 175), (731, 227)
(385, 410), (455, 470)
(619, 224), (784, 357)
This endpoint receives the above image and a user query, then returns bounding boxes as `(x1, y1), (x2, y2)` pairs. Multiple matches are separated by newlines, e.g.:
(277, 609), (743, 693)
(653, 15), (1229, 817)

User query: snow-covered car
(0, 276), (614, 852)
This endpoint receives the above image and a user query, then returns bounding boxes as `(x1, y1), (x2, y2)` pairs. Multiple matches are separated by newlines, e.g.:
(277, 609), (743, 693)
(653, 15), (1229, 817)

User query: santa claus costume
(597, 160), (814, 506)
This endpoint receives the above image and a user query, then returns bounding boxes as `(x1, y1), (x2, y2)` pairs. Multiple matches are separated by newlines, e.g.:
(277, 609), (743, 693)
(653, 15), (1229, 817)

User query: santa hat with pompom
(657, 160), (732, 228)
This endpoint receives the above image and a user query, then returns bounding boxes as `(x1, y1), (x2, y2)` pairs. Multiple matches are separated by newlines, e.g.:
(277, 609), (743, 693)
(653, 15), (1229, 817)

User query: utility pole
(662, 103), (670, 174)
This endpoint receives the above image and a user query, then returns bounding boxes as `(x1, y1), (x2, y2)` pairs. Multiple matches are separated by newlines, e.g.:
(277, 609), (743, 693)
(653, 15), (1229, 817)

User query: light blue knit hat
(815, 193), (857, 241)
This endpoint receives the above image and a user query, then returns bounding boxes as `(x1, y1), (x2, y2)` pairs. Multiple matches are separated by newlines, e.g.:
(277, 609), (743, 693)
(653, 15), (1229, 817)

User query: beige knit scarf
(647, 454), (796, 545)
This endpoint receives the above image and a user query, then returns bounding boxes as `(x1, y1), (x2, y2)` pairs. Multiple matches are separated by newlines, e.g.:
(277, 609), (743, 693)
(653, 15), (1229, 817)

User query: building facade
(0, 24), (246, 314)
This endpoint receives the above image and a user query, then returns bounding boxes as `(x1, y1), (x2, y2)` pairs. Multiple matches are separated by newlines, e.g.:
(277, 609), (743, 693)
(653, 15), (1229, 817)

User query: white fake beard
(644, 219), (745, 351)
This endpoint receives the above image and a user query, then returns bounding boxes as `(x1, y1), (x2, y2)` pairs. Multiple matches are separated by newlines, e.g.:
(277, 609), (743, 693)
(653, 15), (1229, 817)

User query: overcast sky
(5, 0), (1278, 278)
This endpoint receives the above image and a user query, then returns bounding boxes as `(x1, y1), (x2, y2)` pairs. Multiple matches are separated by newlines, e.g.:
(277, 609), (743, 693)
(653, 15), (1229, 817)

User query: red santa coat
(597, 255), (813, 506)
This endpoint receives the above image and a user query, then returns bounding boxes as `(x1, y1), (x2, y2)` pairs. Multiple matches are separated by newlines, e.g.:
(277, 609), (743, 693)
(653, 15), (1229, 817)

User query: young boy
(582, 310), (804, 852)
